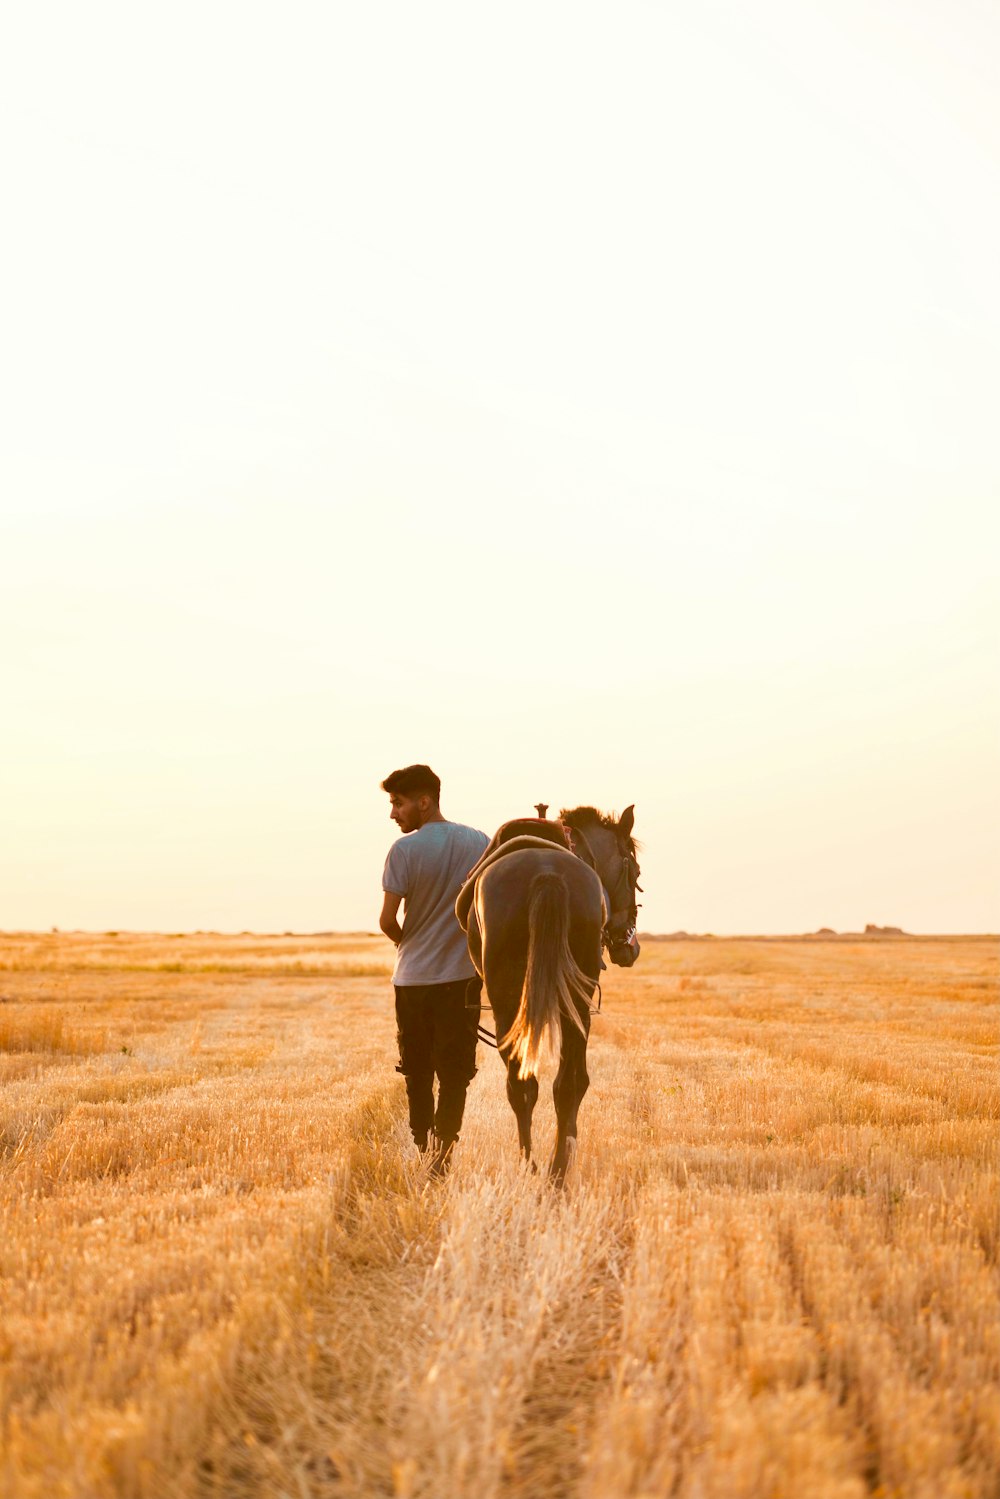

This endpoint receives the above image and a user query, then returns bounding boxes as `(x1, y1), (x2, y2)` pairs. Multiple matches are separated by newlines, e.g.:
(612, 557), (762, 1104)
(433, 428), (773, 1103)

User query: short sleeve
(382, 840), (409, 896)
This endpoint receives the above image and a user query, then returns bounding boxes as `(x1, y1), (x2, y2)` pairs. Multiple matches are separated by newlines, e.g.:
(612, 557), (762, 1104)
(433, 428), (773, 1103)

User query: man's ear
(619, 804), (635, 838)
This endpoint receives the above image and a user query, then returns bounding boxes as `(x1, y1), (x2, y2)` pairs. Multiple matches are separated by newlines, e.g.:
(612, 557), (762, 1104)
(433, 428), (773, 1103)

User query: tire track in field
(780, 1194), (1000, 1498)
(483, 1036), (658, 1498)
(190, 1077), (460, 1498)
(499, 1212), (637, 1499)
(250, 1044), (647, 1499)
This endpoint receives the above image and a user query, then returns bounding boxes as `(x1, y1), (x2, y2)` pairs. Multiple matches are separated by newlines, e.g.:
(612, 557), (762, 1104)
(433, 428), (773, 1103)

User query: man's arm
(379, 891), (404, 946)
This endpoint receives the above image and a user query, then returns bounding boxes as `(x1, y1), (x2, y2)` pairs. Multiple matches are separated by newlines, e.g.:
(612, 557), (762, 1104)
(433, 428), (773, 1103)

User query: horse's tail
(501, 871), (591, 1081)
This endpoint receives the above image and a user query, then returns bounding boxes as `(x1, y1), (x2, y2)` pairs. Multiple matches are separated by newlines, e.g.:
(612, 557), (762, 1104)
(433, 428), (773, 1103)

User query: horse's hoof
(548, 1137), (576, 1185)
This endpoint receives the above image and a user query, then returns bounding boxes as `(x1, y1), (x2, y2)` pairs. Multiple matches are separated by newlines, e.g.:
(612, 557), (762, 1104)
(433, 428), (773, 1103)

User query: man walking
(379, 764), (489, 1174)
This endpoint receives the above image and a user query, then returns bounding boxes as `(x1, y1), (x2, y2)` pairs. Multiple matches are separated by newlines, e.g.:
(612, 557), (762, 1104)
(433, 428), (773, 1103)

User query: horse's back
(476, 847), (604, 987)
(477, 846), (602, 907)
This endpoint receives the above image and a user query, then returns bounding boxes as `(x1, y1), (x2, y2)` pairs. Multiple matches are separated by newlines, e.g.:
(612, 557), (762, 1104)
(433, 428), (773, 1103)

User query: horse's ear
(619, 805), (635, 837)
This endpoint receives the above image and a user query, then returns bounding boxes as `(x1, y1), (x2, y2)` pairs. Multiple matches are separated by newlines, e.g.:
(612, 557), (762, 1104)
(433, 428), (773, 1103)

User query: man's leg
(431, 977), (481, 1166)
(394, 986), (435, 1150)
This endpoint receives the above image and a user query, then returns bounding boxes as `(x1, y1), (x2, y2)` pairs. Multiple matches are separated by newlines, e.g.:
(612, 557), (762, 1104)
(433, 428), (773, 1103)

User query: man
(379, 764), (489, 1174)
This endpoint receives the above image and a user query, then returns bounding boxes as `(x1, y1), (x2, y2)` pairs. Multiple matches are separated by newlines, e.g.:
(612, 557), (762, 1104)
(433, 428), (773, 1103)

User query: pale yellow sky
(2, 1), (997, 933)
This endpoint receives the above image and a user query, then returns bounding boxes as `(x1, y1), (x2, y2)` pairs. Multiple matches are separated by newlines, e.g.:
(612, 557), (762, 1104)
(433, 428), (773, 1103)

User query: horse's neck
(571, 825), (614, 884)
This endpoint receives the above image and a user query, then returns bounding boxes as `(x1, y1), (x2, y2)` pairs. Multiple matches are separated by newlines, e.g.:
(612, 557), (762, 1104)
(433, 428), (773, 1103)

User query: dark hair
(381, 764), (441, 802)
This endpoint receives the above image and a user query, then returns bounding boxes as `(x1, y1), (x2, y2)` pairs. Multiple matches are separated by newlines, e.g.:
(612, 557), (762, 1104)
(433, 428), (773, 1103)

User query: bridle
(566, 823), (642, 953)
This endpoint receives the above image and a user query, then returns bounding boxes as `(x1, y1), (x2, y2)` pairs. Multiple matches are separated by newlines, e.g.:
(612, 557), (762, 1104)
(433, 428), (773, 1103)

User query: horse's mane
(559, 805), (617, 830)
(559, 806), (639, 853)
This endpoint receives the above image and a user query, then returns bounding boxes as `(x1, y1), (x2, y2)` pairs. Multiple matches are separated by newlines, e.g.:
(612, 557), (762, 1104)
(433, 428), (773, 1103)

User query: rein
(567, 822), (639, 953)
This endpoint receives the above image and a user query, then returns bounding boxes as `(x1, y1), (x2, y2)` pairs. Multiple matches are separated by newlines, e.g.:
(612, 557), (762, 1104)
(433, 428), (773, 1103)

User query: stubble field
(0, 930), (997, 1499)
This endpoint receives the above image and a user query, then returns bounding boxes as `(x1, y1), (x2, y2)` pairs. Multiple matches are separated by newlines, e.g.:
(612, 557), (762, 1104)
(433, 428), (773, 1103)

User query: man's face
(388, 792), (428, 834)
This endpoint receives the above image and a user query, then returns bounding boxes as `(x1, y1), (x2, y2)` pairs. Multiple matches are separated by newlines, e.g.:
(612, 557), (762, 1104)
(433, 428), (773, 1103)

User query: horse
(456, 805), (641, 1181)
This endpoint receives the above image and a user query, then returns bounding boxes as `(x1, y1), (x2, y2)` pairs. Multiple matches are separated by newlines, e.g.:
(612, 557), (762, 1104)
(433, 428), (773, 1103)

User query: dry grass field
(1, 930), (997, 1499)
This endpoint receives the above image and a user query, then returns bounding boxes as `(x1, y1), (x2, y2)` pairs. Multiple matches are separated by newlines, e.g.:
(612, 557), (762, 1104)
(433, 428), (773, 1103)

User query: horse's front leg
(550, 1003), (592, 1184)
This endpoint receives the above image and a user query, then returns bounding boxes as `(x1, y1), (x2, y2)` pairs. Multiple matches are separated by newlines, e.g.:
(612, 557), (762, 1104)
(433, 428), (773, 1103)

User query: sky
(1, 0), (997, 935)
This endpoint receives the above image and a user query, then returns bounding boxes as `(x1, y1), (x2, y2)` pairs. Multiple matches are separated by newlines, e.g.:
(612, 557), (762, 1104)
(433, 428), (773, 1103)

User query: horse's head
(559, 804), (642, 967)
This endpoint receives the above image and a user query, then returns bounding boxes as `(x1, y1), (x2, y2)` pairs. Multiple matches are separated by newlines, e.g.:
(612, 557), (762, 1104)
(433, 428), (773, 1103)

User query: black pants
(394, 977), (481, 1147)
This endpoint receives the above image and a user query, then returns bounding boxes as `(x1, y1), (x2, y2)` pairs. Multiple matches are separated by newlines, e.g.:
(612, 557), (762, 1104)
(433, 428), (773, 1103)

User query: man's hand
(379, 891), (404, 946)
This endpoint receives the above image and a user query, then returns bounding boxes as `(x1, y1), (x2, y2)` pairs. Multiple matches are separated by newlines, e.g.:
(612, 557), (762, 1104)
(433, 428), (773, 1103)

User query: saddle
(455, 819), (574, 932)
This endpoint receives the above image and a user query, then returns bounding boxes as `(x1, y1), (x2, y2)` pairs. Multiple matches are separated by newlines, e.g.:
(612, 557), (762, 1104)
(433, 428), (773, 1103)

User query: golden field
(0, 930), (997, 1499)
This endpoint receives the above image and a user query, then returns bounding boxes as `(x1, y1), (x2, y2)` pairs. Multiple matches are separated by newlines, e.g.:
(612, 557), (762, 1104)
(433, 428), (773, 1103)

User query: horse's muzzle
(608, 931), (640, 967)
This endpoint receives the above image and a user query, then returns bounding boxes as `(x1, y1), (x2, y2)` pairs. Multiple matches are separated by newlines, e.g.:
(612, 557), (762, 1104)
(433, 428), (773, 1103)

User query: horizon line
(1, 928), (996, 942)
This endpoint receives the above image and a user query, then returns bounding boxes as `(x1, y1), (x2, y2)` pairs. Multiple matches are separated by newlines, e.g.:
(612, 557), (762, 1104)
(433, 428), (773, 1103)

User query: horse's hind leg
(550, 1005), (592, 1184)
(486, 977), (539, 1163)
(503, 1048), (539, 1164)
(492, 994), (538, 1162)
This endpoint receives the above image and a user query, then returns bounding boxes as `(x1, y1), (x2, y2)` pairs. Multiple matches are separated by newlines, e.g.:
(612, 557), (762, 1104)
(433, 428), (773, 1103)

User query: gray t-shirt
(382, 820), (489, 985)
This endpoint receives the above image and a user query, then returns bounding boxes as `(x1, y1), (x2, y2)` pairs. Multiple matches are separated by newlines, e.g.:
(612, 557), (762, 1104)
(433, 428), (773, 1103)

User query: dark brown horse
(456, 805), (641, 1181)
